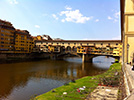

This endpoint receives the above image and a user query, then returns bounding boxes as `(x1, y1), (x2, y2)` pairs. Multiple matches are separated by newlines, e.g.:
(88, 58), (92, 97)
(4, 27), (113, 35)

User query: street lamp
(127, 43), (130, 64)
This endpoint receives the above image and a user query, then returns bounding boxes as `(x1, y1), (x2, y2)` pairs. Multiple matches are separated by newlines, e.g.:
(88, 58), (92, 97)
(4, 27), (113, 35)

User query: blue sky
(0, 0), (121, 40)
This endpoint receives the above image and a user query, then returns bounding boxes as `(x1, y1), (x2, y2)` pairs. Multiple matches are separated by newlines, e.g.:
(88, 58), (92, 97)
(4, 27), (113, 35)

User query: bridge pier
(50, 53), (56, 60)
(82, 54), (93, 63)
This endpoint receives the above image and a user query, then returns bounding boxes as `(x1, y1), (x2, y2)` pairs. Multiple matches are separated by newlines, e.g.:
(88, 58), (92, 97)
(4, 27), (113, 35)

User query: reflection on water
(93, 56), (115, 69)
(0, 56), (114, 100)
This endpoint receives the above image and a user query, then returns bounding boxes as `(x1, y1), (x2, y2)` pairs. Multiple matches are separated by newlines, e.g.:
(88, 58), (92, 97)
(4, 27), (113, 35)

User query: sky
(0, 0), (121, 40)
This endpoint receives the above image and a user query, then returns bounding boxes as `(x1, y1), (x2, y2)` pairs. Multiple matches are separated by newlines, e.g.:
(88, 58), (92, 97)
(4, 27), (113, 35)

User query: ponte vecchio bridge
(35, 39), (122, 62)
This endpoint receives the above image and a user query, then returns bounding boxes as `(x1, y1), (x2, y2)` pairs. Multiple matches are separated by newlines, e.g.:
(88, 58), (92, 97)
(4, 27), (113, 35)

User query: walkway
(123, 63), (134, 100)
(86, 86), (118, 100)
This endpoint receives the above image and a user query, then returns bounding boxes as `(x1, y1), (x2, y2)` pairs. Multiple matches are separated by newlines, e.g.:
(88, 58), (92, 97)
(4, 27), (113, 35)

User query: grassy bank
(34, 63), (121, 100)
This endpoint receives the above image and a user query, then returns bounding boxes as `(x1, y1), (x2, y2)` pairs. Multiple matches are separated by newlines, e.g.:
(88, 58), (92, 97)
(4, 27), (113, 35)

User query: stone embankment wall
(0, 53), (50, 63)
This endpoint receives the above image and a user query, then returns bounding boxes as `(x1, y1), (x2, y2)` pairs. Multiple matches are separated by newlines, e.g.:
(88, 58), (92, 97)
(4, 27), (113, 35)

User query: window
(21, 36), (24, 40)
(1, 30), (4, 32)
(101, 43), (103, 45)
(68, 43), (70, 45)
(1, 34), (4, 36)
(80, 43), (82, 45)
(74, 43), (76, 45)
(21, 36), (24, 38)
(1, 38), (4, 40)
(5, 30), (10, 33)
(62, 43), (64, 44)
(116, 43), (118, 45)
(87, 43), (89, 45)
(21, 41), (24, 43)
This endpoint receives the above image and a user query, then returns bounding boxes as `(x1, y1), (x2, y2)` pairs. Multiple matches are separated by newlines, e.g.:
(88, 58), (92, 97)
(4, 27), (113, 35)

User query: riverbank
(34, 63), (124, 100)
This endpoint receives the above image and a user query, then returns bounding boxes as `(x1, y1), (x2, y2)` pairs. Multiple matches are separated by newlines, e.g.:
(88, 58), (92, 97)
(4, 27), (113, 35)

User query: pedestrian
(132, 58), (134, 70)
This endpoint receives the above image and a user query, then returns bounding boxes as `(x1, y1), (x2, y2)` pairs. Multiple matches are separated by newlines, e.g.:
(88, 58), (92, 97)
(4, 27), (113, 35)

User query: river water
(0, 56), (115, 100)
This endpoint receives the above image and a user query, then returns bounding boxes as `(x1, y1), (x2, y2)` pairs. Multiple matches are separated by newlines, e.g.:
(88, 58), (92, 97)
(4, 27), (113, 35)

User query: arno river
(0, 56), (115, 100)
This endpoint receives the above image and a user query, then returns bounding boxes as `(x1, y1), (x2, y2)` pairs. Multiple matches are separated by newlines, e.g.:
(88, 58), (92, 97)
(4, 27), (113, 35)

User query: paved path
(123, 63), (134, 100)
(86, 63), (134, 100)
(86, 86), (118, 100)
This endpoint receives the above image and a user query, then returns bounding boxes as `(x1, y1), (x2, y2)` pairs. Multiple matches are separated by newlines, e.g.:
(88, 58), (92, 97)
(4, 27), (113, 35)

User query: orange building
(0, 19), (15, 53)
(14, 29), (34, 53)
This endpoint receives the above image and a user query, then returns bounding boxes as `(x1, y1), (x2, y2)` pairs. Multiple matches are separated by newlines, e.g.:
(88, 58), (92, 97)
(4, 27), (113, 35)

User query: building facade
(0, 19), (15, 53)
(0, 19), (34, 54)
(14, 30), (34, 53)
(121, 0), (134, 63)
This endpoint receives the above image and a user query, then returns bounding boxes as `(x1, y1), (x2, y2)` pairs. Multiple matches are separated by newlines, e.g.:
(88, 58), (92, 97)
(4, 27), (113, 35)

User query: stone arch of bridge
(66, 46), (71, 52)
(60, 46), (65, 52)
(72, 46), (77, 52)
(56, 52), (82, 60)
(82, 54), (120, 63)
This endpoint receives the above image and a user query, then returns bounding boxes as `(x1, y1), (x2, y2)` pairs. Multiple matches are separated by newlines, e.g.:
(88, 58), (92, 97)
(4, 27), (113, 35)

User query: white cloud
(114, 11), (120, 18)
(108, 16), (113, 20)
(9, 0), (18, 4)
(61, 19), (65, 22)
(108, 10), (120, 23)
(35, 25), (40, 28)
(60, 9), (93, 23)
(52, 14), (58, 20)
(65, 6), (72, 10)
(95, 19), (99, 22)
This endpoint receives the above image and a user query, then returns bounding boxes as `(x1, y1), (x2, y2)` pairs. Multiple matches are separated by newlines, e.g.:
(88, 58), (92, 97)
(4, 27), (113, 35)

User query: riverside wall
(0, 53), (50, 63)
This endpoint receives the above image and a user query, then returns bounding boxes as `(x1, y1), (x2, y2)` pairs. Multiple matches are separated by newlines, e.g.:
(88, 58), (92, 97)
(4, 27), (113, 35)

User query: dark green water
(0, 56), (115, 100)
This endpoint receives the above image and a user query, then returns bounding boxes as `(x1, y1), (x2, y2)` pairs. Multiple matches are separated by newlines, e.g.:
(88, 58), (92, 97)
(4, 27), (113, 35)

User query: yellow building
(0, 19), (15, 53)
(121, 0), (134, 63)
(77, 44), (121, 56)
(14, 29), (34, 53)
(112, 44), (122, 56)
(77, 46), (83, 53)
(48, 45), (61, 53)
(32, 36), (38, 41)
(36, 35), (43, 40)
(48, 45), (55, 52)
(113, 47), (119, 56)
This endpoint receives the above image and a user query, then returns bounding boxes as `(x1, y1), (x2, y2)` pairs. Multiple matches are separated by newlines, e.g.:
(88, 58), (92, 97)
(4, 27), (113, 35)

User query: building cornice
(35, 40), (121, 43)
